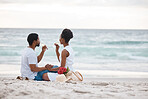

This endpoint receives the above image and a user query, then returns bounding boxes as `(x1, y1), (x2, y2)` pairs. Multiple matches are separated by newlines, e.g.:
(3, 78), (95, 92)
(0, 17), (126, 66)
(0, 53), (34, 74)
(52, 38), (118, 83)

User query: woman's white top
(62, 45), (74, 71)
(47, 45), (74, 81)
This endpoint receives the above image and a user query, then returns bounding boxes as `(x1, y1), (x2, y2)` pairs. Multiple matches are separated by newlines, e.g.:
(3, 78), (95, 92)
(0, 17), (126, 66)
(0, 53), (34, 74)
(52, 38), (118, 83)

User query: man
(21, 33), (50, 80)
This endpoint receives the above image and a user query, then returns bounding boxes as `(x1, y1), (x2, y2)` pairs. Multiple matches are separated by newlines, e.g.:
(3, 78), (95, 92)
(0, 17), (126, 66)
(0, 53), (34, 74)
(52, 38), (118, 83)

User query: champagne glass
(40, 42), (48, 50)
(53, 41), (60, 49)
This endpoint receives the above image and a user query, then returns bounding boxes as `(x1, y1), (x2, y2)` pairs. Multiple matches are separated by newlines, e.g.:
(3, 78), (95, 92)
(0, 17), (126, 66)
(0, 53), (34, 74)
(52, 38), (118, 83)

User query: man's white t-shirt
(21, 47), (38, 79)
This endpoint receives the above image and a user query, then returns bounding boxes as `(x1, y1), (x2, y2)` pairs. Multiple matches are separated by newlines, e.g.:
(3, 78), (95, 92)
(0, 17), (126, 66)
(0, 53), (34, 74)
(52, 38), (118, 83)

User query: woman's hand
(54, 43), (60, 62)
(54, 43), (59, 51)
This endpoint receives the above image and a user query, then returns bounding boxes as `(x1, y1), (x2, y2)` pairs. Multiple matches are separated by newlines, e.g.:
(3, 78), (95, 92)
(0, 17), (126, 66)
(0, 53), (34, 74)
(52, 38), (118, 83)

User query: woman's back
(63, 45), (74, 71)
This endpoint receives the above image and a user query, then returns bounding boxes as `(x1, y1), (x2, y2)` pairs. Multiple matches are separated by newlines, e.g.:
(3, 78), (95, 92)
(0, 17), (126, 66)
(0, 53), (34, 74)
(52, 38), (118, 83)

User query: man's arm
(37, 51), (45, 63)
(37, 45), (47, 63)
(29, 64), (47, 72)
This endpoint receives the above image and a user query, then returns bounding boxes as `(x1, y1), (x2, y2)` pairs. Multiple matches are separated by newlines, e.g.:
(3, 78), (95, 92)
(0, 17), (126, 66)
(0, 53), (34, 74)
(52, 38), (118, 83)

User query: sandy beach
(0, 75), (148, 99)
(0, 28), (148, 99)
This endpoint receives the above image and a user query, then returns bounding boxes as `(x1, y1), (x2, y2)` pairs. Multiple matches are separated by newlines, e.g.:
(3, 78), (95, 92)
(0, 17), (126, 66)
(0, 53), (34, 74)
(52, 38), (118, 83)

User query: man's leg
(37, 65), (58, 77)
(42, 65), (59, 81)
(35, 65), (59, 81)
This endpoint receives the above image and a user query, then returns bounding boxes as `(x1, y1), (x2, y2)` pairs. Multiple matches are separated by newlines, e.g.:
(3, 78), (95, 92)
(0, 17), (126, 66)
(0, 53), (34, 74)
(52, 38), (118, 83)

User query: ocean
(0, 28), (148, 77)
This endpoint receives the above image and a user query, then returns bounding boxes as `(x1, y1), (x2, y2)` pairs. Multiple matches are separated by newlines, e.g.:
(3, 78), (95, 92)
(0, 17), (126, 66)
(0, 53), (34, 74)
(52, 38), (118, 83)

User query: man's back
(21, 47), (38, 79)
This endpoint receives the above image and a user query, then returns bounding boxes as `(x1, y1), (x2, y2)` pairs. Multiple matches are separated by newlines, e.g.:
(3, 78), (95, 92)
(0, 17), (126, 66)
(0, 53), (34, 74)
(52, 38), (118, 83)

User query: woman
(42, 29), (74, 81)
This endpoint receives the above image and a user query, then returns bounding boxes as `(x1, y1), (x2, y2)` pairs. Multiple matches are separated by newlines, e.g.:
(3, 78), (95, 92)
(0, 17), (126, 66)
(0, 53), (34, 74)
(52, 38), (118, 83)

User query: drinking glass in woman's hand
(54, 43), (59, 51)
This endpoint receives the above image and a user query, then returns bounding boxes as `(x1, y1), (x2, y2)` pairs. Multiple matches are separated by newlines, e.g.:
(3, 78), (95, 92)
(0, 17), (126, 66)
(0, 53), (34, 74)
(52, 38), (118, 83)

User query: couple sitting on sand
(20, 29), (75, 81)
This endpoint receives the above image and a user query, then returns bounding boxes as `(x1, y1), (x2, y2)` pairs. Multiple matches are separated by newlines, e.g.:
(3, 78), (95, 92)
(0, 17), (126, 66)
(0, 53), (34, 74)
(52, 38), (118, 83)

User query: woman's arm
(47, 49), (69, 71)
(54, 43), (60, 62)
(60, 49), (68, 67)
(45, 64), (59, 71)
(47, 67), (60, 71)
(56, 50), (60, 62)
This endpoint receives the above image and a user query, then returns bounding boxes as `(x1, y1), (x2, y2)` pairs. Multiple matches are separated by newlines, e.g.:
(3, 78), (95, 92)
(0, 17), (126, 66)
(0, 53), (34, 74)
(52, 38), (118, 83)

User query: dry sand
(0, 76), (148, 99)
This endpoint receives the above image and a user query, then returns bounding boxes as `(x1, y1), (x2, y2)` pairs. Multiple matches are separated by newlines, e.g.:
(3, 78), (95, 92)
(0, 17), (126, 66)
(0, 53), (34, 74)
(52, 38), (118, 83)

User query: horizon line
(0, 27), (148, 30)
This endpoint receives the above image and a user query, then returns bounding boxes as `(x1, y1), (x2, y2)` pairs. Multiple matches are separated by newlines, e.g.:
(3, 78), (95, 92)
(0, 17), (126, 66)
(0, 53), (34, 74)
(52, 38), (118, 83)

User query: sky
(0, 0), (148, 29)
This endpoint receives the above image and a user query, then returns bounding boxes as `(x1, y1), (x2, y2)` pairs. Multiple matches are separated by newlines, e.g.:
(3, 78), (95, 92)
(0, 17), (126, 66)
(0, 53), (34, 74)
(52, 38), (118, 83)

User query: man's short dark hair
(27, 33), (38, 46)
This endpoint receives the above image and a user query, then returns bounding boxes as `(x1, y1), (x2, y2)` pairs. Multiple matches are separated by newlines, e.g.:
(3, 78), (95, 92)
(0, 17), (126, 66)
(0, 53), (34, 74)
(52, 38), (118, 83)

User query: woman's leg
(42, 73), (50, 81)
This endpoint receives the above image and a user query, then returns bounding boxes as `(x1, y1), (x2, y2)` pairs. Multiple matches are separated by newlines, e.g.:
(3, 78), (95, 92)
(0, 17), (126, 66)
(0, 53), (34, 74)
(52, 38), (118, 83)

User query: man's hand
(54, 43), (59, 51)
(37, 45), (48, 63)
(42, 45), (48, 52)
(45, 64), (53, 71)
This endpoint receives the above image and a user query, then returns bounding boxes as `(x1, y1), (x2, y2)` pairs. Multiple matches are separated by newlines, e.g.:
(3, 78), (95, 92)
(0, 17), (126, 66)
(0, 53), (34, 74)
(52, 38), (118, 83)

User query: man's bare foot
(42, 73), (50, 81)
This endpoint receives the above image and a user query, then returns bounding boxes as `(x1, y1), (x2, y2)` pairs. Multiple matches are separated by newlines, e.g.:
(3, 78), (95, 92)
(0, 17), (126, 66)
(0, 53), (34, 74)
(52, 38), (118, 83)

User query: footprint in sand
(19, 91), (30, 95)
(127, 93), (135, 96)
(106, 93), (115, 97)
(110, 90), (118, 93)
(4, 82), (12, 85)
(73, 89), (91, 94)
(140, 89), (148, 92)
(91, 82), (109, 86)
(39, 89), (44, 93)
